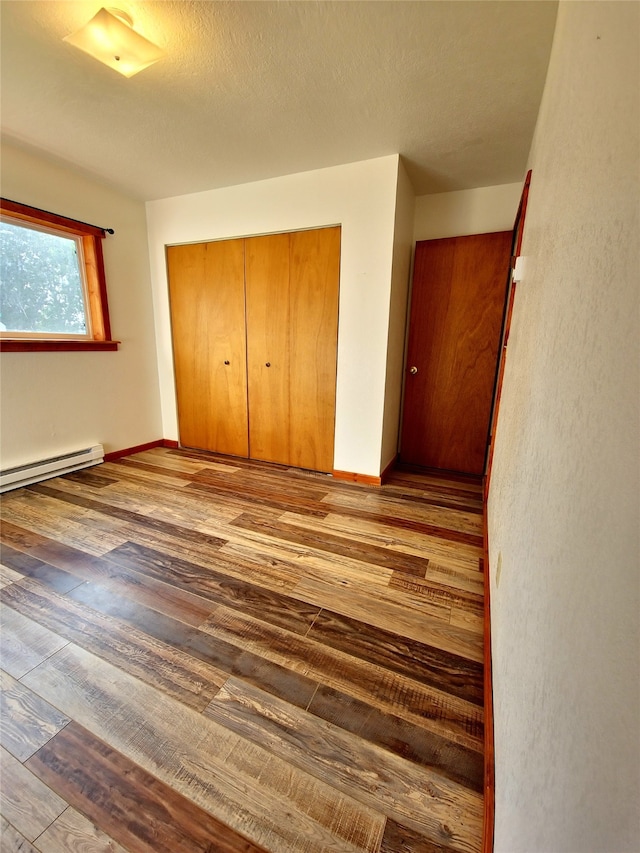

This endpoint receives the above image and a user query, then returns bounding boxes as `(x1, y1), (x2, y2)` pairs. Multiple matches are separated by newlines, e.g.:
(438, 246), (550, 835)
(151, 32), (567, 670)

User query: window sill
(0, 339), (120, 352)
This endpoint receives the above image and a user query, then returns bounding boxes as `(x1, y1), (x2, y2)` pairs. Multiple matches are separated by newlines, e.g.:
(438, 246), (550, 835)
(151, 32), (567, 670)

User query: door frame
(483, 170), (532, 496)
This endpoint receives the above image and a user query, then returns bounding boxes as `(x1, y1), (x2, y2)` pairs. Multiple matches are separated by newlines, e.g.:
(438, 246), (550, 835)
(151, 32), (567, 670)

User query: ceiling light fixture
(64, 7), (165, 78)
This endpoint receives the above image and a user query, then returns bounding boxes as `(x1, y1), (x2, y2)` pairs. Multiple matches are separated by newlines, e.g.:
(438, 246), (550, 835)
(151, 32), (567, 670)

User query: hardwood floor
(0, 448), (485, 853)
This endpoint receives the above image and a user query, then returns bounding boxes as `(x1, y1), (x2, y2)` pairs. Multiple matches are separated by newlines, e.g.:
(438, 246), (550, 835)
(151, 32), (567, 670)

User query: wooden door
(167, 239), (249, 457)
(245, 233), (291, 465)
(400, 231), (512, 474)
(245, 227), (340, 472)
(288, 226), (340, 472)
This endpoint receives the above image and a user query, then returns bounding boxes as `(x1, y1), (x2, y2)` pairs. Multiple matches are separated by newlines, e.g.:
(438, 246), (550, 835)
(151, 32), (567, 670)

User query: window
(0, 198), (118, 351)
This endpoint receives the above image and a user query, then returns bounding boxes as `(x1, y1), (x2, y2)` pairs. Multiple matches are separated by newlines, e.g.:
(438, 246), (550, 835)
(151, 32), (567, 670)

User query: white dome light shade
(64, 8), (165, 78)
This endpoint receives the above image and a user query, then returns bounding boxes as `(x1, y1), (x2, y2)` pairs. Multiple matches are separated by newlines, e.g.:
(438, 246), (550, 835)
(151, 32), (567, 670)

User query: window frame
(0, 198), (119, 352)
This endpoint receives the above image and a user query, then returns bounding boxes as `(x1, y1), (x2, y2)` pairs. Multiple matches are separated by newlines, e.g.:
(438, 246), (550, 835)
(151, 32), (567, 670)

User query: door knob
(224, 360), (230, 365)
(409, 366), (418, 375)
(265, 362), (271, 367)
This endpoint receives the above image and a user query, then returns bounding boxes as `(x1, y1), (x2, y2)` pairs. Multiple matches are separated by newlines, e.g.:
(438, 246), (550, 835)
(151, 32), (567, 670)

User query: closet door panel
(245, 233), (291, 465)
(289, 227), (340, 473)
(167, 239), (248, 457)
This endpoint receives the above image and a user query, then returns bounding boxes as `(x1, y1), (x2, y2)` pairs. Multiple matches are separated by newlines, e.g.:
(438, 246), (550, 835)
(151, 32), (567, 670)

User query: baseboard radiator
(0, 444), (104, 493)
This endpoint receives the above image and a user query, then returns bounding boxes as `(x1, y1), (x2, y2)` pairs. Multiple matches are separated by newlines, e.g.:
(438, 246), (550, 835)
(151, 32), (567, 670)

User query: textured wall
(413, 183), (521, 242)
(0, 143), (163, 465)
(146, 156), (399, 477)
(488, 3), (639, 851)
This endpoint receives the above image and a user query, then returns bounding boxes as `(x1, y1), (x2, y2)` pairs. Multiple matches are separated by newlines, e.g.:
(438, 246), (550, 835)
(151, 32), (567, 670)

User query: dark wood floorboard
(27, 721), (270, 853)
(0, 447), (484, 853)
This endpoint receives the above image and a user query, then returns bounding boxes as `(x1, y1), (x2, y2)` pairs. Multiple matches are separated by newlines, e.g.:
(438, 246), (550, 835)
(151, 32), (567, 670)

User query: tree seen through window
(0, 219), (88, 335)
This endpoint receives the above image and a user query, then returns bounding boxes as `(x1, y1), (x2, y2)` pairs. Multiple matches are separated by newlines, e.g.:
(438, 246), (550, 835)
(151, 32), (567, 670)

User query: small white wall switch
(513, 256), (526, 283)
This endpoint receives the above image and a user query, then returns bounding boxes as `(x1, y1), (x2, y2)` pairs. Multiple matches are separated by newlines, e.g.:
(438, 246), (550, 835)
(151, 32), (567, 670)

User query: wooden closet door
(245, 233), (291, 465)
(167, 239), (248, 457)
(245, 227), (340, 472)
(400, 231), (511, 474)
(288, 226), (340, 472)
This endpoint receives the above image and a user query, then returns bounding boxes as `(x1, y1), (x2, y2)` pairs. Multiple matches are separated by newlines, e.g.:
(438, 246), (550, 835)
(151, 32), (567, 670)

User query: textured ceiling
(0, 1), (558, 201)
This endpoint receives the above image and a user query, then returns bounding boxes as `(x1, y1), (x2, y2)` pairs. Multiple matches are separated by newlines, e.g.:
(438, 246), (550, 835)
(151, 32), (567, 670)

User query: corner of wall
(380, 158), (416, 472)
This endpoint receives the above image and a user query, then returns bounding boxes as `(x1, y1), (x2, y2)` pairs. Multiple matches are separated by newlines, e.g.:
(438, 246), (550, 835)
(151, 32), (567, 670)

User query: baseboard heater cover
(0, 444), (104, 493)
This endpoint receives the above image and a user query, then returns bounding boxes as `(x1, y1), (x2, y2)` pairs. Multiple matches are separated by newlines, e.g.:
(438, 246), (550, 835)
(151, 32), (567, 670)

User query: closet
(167, 226), (340, 473)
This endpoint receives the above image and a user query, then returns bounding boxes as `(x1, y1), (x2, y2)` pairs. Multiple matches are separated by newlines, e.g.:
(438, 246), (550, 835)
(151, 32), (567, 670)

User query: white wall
(488, 4), (639, 851)
(414, 182), (521, 243)
(0, 142), (162, 466)
(381, 158), (415, 470)
(146, 155), (400, 477)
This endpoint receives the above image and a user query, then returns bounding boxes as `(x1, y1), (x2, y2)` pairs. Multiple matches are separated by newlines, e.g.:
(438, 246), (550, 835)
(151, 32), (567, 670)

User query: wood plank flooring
(0, 448), (485, 853)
